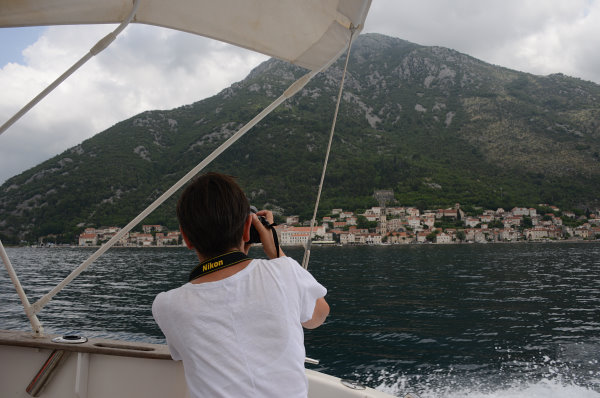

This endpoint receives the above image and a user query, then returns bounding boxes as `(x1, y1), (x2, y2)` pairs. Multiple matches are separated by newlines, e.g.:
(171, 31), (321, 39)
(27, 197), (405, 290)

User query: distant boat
(311, 240), (337, 245)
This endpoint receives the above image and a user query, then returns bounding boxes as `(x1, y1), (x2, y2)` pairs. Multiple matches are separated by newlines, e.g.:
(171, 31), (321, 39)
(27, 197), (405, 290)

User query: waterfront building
(142, 225), (163, 233)
(386, 207), (406, 217)
(436, 232), (452, 244)
(346, 216), (357, 226)
(333, 221), (347, 229)
(503, 216), (522, 228)
(500, 228), (521, 241)
(480, 214), (494, 223)
(465, 217), (480, 228)
(136, 234), (154, 246)
(511, 207), (530, 216)
(416, 231), (428, 243)
(422, 215), (435, 228)
(365, 234), (382, 245)
(387, 218), (404, 232)
(407, 216), (421, 229)
(78, 233), (97, 246)
(276, 225), (326, 246)
(526, 227), (549, 240)
(387, 231), (413, 244)
(407, 207), (420, 217)
(364, 214), (378, 222)
(286, 215), (300, 225)
(339, 232), (355, 245)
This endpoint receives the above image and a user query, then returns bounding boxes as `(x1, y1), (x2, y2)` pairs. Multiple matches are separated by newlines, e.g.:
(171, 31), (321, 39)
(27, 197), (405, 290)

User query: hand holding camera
(246, 206), (282, 259)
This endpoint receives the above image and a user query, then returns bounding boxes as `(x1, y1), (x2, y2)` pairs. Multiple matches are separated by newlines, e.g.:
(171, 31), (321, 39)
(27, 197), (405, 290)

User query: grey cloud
(363, 0), (599, 82)
(0, 24), (267, 184)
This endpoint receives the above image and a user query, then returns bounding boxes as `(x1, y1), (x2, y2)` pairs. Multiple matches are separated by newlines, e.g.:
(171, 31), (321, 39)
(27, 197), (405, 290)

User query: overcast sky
(1, 0), (599, 184)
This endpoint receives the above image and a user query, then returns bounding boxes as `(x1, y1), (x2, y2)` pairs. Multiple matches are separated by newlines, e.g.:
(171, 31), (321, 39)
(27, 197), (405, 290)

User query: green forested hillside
(1, 33), (599, 243)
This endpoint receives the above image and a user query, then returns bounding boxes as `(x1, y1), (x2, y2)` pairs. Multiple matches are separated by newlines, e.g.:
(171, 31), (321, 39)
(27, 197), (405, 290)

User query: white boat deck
(0, 329), (395, 398)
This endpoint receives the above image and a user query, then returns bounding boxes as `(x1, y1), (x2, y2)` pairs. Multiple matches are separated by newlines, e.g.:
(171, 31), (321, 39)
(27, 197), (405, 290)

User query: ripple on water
(2, 244), (600, 396)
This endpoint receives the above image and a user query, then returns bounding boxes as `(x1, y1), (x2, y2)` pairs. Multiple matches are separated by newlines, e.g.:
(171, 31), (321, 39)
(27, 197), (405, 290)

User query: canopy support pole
(0, 239), (44, 336)
(31, 69), (320, 314)
(0, 0), (141, 137)
(302, 25), (357, 270)
(0, 0), (141, 336)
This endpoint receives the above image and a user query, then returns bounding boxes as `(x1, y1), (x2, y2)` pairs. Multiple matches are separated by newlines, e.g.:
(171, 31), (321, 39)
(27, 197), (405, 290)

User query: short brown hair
(177, 172), (250, 257)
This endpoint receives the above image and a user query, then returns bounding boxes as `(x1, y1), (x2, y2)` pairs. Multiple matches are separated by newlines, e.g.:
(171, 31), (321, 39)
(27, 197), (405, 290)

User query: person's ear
(179, 226), (194, 250)
(242, 214), (252, 243)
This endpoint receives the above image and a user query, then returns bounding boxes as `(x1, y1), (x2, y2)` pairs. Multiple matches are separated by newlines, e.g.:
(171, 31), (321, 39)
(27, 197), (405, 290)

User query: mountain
(1, 33), (600, 243)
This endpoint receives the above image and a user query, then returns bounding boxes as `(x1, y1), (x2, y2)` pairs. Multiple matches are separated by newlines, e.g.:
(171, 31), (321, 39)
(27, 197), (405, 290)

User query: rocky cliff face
(1, 33), (599, 242)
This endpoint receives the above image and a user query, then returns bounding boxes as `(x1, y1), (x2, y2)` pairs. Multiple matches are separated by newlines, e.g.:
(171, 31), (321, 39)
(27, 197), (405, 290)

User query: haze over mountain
(1, 33), (599, 243)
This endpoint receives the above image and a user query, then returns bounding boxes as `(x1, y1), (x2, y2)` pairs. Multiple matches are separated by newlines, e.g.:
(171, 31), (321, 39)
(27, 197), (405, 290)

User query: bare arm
(302, 297), (330, 329)
(248, 209), (325, 327)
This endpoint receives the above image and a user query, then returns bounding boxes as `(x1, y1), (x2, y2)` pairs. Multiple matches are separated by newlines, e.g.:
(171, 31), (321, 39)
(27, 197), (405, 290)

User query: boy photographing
(152, 172), (329, 398)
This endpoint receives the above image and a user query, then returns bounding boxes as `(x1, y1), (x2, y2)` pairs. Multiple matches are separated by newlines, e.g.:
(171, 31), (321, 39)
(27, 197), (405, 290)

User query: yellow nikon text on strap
(189, 251), (250, 282)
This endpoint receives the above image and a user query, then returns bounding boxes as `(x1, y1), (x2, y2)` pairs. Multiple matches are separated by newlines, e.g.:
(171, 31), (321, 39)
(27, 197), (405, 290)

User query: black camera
(247, 206), (271, 244)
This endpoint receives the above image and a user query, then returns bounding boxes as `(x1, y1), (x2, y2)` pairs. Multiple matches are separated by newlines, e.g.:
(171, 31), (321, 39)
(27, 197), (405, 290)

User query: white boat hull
(0, 330), (394, 398)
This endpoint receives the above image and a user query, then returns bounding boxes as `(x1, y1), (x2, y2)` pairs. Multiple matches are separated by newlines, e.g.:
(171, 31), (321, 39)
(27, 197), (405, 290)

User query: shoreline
(7, 238), (600, 249)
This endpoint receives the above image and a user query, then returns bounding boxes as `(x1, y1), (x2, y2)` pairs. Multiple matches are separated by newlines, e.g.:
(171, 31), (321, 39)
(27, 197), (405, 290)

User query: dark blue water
(1, 243), (600, 397)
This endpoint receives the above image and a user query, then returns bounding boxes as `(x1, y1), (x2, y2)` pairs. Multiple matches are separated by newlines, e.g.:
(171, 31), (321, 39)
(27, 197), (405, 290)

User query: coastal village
(78, 200), (600, 247)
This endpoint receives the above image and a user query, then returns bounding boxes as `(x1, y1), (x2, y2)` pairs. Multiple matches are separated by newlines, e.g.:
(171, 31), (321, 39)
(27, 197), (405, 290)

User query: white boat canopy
(0, 0), (370, 72)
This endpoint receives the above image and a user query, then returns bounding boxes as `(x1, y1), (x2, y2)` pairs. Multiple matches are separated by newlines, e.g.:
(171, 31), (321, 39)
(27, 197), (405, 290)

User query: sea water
(1, 243), (599, 397)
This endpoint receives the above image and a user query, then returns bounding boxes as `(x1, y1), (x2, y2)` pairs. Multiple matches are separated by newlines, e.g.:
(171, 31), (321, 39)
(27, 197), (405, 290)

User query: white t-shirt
(152, 256), (327, 398)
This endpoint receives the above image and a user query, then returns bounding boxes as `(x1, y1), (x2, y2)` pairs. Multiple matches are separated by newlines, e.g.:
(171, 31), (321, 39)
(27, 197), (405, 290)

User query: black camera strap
(270, 224), (280, 258)
(188, 251), (250, 282)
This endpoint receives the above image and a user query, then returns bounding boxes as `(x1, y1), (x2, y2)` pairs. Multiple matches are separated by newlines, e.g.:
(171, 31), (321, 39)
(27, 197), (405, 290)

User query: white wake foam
(376, 378), (600, 398)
